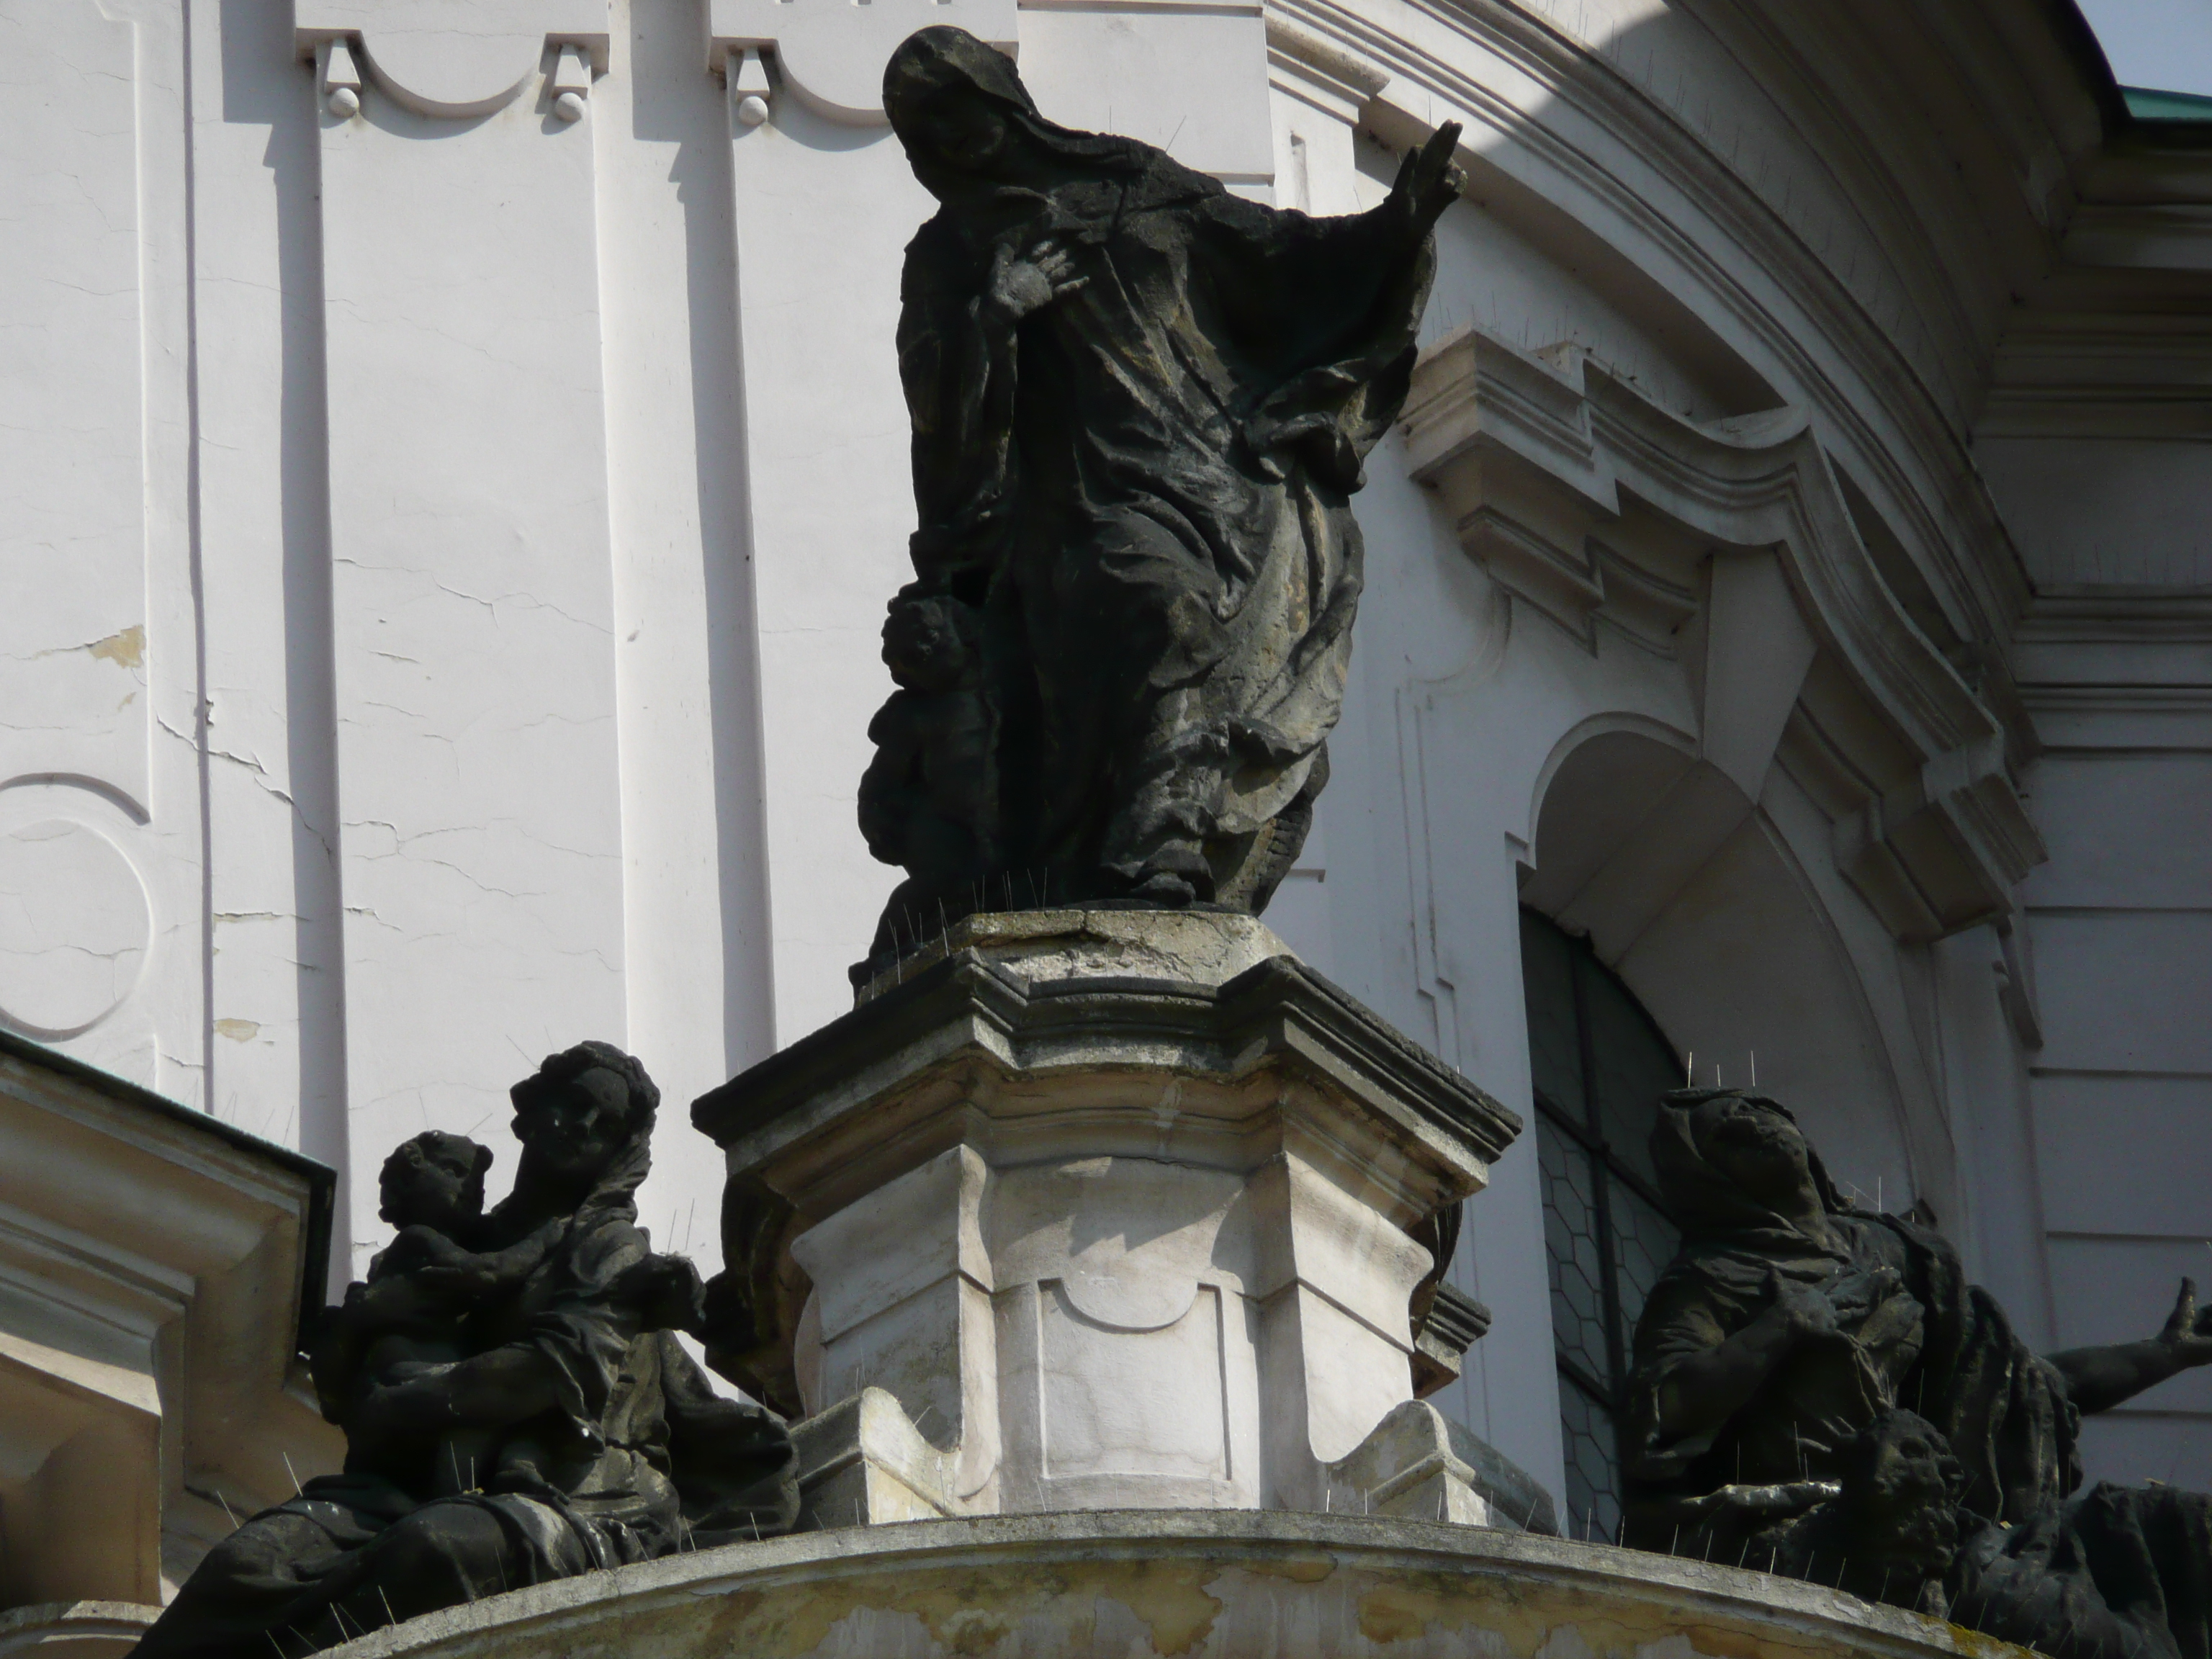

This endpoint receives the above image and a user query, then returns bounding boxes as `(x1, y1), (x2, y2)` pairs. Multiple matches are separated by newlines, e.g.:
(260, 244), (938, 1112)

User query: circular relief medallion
(0, 819), (151, 1039)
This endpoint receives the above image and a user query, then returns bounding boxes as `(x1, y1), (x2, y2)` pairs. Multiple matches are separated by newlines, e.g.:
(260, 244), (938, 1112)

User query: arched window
(1519, 908), (1682, 1542)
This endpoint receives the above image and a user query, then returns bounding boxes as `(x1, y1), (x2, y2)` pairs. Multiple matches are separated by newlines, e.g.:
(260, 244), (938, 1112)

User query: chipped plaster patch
(88, 624), (145, 670)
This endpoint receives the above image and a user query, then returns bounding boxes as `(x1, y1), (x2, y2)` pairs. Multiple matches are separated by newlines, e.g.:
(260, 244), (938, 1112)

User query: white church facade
(3, 0), (2209, 1631)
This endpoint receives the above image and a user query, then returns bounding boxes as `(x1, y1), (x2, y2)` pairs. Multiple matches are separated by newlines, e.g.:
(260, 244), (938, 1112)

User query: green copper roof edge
(2122, 86), (2212, 124)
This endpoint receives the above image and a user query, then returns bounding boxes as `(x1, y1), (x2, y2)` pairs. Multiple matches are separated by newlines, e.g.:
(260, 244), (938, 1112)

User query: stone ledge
(0, 1598), (160, 1658)
(854, 908), (1302, 1003)
(695, 950), (1521, 1172)
(310, 1507), (2032, 1659)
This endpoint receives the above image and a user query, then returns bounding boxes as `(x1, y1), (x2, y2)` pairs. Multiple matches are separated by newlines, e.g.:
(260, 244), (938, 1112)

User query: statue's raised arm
(859, 27), (1462, 971)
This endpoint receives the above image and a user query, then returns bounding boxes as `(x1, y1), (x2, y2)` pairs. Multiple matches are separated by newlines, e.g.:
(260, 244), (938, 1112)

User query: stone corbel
(296, 2), (609, 121)
(706, 0), (1018, 126)
(1403, 323), (2046, 943)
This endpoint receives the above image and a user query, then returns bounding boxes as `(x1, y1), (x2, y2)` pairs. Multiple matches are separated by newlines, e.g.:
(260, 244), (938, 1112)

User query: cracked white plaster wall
(314, 38), (626, 1266)
(0, 1), (151, 812)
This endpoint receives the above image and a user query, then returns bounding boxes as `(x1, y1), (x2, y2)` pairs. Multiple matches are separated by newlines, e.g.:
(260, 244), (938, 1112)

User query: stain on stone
(1348, 1572), (1866, 1659)
(1234, 1552), (1339, 1586)
(89, 624), (145, 670)
(689, 1556), (1227, 1658)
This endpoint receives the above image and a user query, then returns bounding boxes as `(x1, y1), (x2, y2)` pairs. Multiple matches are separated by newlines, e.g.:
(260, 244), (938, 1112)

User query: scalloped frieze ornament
(296, 1), (608, 119)
(707, 0), (1017, 125)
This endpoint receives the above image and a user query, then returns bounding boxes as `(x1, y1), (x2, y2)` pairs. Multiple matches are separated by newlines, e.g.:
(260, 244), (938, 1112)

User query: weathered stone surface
(694, 913), (1521, 1519)
(855, 908), (1297, 1004)
(291, 1508), (2041, 1658)
(1323, 1401), (1555, 1533)
(0, 1598), (159, 1659)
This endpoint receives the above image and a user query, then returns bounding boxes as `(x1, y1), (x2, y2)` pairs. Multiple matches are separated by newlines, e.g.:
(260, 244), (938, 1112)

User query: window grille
(1518, 908), (1682, 1543)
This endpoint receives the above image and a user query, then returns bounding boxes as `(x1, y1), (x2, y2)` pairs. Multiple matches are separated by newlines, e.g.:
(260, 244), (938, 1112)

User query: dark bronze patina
(1628, 1087), (2212, 1659)
(858, 27), (1462, 968)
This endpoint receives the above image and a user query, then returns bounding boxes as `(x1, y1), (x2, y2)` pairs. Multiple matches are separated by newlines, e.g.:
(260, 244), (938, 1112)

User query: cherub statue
(857, 589), (999, 959)
(309, 1130), (567, 1496)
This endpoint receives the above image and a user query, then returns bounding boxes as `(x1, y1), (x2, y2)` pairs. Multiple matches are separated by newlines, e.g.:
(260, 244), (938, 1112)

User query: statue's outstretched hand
(2159, 1276), (2212, 1367)
(1389, 122), (1466, 235)
(986, 239), (1088, 325)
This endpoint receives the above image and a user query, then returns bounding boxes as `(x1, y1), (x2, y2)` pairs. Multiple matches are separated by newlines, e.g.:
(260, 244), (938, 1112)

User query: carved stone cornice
(1403, 324), (2046, 943)
(1264, 12), (1390, 122)
(0, 1033), (338, 1606)
(1271, 0), (2037, 649)
(707, 0), (1019, 125)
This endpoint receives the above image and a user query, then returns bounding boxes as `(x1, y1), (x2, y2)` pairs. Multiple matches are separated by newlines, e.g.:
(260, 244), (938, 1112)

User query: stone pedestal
(691, 912), (1536, 1527)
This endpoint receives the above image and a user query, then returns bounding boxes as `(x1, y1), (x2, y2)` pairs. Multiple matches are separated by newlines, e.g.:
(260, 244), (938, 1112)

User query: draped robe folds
(134, 1143), (797, 1659)
(891, 112), (1431, 909)
(1627, 1100), (2212, 1659)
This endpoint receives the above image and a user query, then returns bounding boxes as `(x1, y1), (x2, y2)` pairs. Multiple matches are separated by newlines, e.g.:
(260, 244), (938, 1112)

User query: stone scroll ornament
(1624, 1087), (2212, 1659)
(134, 1044), (798, 1659)
(855, 27), (1463, 972)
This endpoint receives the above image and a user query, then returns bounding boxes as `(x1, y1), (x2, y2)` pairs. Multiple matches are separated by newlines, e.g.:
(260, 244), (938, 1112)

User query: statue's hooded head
(503, 1040), (659, 1222)
(882, 26), (1202, 208)
(1649, 1087), (1848, 1239)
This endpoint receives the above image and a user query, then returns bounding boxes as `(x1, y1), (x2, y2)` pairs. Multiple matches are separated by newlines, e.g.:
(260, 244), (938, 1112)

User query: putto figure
(858, 26), (1461, 965)
(1627, 1087), (2212, 1659)
(135, 1044), (798, 1658)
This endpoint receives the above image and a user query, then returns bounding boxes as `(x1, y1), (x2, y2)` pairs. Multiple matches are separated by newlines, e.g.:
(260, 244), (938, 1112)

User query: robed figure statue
(858, 27), (1462, 966)
(1627, 1087), (2212, 1659)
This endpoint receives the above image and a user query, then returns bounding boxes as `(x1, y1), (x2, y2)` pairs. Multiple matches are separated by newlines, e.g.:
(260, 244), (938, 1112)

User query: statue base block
(695, 912), (1532, 1523)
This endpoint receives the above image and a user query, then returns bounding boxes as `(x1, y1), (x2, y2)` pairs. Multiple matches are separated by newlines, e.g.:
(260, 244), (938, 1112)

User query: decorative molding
(1403, 324), (2046, 943)
(707, 0), (1020, 126)
(1265, 12), (1390, 123)
(0, 1034), (337, 1606)
(1266, 0), (2035, 654)
(2015, 586), (2212, 642)
(1983, 313), (2212, 441)
(295, 2), (609, 120)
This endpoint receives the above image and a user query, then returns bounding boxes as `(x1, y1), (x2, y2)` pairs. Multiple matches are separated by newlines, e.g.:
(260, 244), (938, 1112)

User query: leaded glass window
(1519, 908), (1682, 1543)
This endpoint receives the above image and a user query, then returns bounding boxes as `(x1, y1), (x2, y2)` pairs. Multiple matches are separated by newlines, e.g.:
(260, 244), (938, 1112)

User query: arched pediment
(1403, 325), (2045, 945)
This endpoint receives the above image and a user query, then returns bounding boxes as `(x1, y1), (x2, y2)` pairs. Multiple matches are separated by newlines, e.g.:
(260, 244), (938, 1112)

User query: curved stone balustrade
(303, 1509), (2026, 1659)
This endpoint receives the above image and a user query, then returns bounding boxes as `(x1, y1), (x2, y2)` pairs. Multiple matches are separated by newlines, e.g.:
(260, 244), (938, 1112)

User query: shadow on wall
(1520, 722), (1916, 1216)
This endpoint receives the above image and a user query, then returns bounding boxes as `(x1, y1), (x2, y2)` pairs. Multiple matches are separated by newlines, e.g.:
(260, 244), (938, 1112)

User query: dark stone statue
(858, 27), (1462, 966)
(135, 1044), (798, 1658)
(1625, 1087), (2212, 1659)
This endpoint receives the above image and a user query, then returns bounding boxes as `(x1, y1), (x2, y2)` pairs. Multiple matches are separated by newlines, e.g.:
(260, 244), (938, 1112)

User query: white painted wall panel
(2035, 1074), (2212, 1238)
(2024, 755), (2212, 909)
(0, 1), (150, 810)
(2030, 911), (2212, 1076)
(316, 82), (628, 1251)
(2047, 1236), (2212, 1414)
